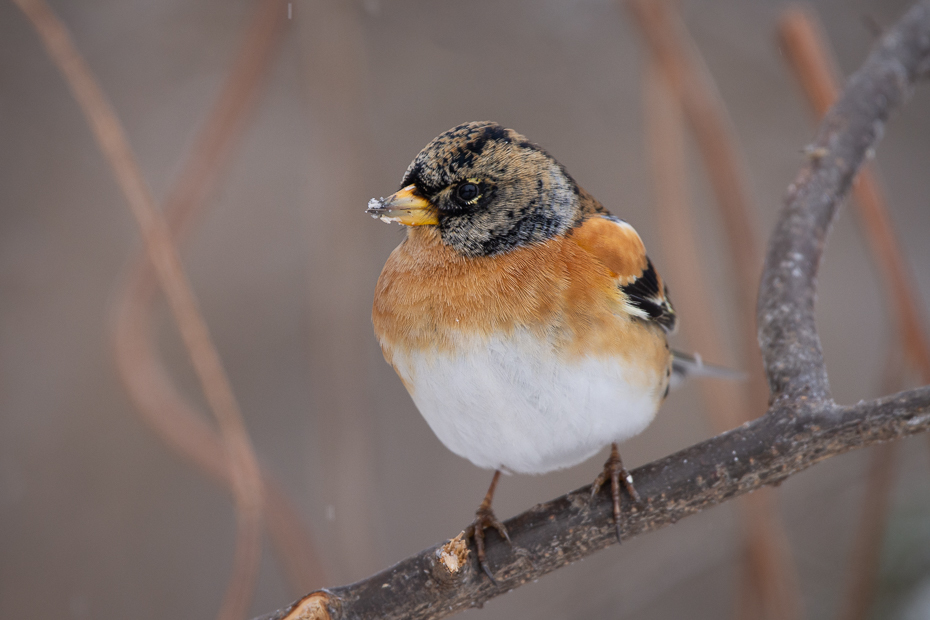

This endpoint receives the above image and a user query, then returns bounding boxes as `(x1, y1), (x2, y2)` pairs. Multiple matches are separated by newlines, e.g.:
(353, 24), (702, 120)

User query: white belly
(390, 330), (663, 475)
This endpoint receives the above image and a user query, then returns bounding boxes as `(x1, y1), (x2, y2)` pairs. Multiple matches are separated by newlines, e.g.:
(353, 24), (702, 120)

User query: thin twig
(109, 0), (326, 593)
(252, 2), (930, 618)
(11, 1), (266, 618)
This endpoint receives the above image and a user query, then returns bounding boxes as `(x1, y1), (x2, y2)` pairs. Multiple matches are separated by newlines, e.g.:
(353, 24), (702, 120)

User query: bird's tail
(670, 350), (745, 391)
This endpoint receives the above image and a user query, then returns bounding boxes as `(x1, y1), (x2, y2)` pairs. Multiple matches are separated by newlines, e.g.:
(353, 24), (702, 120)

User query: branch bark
(257, 2), (930, 618)
(758, 0), (930, 407)
(264, 387), (930, 620)
(777, 9), (930, 620)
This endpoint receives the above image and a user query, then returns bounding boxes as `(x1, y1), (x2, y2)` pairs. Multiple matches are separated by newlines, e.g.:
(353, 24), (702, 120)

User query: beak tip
(366, 197), (389, 221)
(366, 186), (438, 226)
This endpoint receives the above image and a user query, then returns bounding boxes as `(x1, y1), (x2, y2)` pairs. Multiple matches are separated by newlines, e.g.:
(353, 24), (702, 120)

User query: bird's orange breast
(372, 227), (669, 373)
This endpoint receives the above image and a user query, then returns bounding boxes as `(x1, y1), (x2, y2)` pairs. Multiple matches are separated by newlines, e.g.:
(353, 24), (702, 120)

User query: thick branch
(262, 387), (930, 620)
(254, 3), (930, 619)
(757, 0), (930, 407)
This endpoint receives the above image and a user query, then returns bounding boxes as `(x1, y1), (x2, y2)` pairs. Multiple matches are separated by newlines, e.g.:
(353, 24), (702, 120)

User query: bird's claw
(589, 443), (640, 543)
(467, 505), (511, 583)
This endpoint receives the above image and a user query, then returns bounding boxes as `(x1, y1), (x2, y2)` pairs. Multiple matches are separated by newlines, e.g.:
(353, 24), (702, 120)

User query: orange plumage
(373, 222), (671, 385)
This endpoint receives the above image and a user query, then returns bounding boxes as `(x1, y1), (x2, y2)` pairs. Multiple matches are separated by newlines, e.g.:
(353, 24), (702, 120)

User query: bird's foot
(590, 443), (641, 543)
(466, 504), (511, 583)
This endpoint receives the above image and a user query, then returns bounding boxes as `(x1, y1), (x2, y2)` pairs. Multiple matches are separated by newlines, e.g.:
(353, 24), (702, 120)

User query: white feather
(390, 329), (663, 475)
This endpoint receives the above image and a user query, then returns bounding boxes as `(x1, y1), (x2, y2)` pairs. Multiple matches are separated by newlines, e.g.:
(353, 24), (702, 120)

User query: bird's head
(367, 121), (583, 257)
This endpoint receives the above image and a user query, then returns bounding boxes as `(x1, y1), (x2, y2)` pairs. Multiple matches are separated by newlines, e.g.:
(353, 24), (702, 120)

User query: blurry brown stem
(645, 57), (797, 620)
(636, 2), (802, 617)
(108, 0), (325, 594)
(644, 63), (740, 432)
(12, 1), (266, 619)
(832, 348), (907, 620)
(626, 0), (769, 412)
(835, 348), (905, 620)
(840, 441), (898, 620)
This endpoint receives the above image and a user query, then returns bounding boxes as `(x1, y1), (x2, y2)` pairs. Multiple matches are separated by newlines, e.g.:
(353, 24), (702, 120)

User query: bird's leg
(590, 443), (641, 543)
(466, 469), (511, 582)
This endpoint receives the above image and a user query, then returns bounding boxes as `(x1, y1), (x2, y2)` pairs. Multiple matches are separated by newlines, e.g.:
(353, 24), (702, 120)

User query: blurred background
(1, 0), (930, 619)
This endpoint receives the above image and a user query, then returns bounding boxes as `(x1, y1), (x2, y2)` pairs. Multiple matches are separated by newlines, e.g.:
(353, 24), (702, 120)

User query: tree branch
(256, 2), (930, 619)
(758, 0), (930, 407)
(263, 387), (930, 620)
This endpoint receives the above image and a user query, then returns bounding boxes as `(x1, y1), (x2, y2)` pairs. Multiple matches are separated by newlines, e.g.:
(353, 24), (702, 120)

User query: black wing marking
(620, 257), (677, 332)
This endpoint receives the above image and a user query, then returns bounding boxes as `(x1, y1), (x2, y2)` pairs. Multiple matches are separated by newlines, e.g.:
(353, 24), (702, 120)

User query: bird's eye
(456, 182), (480, 204)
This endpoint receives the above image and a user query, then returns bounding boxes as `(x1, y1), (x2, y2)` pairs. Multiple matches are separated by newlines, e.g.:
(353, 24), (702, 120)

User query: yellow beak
(366, 184), (439, 226)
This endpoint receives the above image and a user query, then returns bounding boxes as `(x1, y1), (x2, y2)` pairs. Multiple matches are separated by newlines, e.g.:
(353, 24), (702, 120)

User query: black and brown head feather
(401, 121), (583, 257)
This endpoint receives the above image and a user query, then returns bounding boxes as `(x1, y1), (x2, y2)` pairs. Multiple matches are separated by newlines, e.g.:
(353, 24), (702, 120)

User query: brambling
(369, 121), (706, 580)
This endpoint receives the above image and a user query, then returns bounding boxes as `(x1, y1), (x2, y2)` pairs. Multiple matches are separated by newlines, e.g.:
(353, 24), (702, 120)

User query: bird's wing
(569, 215), (677, 332)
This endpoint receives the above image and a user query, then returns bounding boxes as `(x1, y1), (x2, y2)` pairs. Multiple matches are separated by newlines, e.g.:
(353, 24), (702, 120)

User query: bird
(368, 121), (709, 581)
